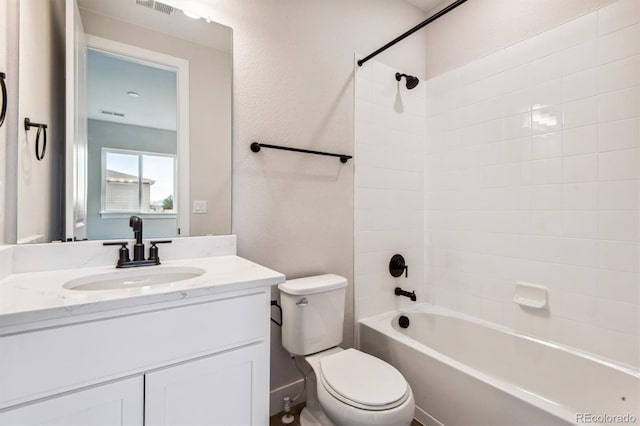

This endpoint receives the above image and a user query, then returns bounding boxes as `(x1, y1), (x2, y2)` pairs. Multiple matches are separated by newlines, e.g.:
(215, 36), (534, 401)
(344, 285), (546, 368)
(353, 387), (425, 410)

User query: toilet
(278, 274), (415, 426)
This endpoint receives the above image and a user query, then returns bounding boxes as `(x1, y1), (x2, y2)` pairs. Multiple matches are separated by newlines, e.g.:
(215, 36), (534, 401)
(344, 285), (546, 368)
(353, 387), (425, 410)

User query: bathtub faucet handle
(389, 254), (408, 278)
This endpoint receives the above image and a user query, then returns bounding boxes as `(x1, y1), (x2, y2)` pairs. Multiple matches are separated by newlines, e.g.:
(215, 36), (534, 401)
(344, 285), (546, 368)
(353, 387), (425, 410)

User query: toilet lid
(319, 349), (408, 408)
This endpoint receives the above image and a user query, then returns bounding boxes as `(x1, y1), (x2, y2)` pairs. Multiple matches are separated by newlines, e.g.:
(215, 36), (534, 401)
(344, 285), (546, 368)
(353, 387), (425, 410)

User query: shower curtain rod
(357, 0), (469, 67)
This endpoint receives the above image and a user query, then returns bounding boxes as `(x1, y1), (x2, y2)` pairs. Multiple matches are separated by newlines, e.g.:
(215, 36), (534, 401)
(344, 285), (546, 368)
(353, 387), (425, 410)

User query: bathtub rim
(359, 303), (640, 425)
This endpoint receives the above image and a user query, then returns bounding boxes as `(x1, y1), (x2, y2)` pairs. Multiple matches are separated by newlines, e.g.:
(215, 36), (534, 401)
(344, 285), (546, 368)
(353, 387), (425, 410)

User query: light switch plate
(192, 200), (207, 214)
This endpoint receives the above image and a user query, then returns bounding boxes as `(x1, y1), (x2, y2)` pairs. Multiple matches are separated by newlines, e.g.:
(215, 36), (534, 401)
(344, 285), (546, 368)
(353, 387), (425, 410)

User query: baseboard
(415, 405), (444, 426)
(269, 379), (306, 416)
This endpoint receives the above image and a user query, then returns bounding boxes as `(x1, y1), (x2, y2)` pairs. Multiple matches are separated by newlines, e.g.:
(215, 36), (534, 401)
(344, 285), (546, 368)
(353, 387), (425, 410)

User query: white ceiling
(87, 50), (177, 130)
(405, 0), (448, 13)
(79, 0), (233, 130)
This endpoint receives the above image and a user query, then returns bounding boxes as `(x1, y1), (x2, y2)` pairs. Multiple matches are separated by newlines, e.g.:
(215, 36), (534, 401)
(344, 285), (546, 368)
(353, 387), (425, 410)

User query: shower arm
(357, 0), (469, 67)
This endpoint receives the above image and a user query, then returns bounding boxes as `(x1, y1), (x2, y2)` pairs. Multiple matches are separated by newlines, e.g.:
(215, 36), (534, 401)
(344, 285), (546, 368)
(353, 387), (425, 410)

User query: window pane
(142, 155), (175, 213)
(106, 152), (139, 177)
(105, 152), (140, 211)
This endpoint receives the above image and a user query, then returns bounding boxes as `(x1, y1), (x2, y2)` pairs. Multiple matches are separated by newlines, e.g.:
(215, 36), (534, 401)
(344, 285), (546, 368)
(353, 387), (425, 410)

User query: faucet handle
(389, 254), (408, 278)
(148, 240), (172, 262)
(103, 241), (130, 265)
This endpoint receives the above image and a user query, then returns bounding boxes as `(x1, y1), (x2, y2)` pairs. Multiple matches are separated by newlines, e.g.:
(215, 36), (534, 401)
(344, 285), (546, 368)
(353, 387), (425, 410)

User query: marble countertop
(0, 255), (285, 332)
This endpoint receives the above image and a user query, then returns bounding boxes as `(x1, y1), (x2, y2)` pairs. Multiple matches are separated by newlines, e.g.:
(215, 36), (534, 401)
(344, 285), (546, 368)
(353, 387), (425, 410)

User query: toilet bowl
(303, 347), (415, 426)
(278, 275), (415, 426)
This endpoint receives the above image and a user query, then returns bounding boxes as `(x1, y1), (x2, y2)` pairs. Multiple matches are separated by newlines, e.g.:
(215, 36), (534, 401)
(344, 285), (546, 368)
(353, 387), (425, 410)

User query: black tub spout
(395, 287), (416, 301)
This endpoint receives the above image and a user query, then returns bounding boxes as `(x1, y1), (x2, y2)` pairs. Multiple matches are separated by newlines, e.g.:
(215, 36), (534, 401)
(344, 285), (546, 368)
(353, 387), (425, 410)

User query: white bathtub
(359, 304), (640, 426)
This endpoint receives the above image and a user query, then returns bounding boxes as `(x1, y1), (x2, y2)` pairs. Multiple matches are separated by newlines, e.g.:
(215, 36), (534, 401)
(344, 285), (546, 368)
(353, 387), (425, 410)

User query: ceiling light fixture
(182, 10), (201, 19)
(127, 91), (140, 98)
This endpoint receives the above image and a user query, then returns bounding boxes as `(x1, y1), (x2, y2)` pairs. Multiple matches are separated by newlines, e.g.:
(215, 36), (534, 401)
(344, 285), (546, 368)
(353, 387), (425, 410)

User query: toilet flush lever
(296, 298), (308, 307)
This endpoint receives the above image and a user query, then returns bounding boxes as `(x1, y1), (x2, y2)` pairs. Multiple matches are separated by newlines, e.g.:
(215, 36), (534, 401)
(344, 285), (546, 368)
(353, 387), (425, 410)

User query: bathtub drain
(399, 315), (410, 329)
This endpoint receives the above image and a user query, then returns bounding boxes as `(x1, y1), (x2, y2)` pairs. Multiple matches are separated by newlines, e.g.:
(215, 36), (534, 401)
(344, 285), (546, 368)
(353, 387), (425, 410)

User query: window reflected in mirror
(102, 149), (176, 215)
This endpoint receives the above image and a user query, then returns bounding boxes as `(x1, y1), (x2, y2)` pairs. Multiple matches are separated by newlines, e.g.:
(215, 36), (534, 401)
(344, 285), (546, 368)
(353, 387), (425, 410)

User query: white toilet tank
(278, 274), (347, 356)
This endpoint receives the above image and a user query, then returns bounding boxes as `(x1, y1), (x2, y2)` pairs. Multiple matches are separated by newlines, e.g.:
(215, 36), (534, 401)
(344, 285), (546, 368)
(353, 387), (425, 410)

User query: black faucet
(130, 215), (145, 261)
(103, 216), (172, 268)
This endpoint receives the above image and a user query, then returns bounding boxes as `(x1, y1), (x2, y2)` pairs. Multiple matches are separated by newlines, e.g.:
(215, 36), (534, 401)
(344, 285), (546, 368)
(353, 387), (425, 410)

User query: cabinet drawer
(0, 377), (143, 426)
(0, 290), (269, 408)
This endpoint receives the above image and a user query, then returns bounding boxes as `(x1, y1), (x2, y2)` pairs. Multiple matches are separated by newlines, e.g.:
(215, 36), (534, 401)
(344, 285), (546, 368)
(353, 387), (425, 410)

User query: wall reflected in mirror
(76, 0), (232, 241)
(16, 0), (233, 243)
(87, 48), (179, 239)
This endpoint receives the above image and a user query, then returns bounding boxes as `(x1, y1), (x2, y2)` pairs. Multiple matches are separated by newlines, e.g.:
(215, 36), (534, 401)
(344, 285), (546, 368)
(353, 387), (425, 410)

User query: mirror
(17, 0), (232, 243)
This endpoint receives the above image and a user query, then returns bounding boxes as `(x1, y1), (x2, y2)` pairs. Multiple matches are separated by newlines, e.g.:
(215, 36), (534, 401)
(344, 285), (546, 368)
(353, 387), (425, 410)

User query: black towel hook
(0, 72), (7, 129)
(24, 117), (48, 161)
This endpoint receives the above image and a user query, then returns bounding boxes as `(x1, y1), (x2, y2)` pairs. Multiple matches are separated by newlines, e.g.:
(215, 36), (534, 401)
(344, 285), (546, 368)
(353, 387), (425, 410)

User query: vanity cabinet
(0, 288), (271, 425)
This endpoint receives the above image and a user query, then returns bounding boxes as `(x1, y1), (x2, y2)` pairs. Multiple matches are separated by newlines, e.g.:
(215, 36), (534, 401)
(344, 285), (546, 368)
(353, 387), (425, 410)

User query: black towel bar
(250, 141), (352, 163)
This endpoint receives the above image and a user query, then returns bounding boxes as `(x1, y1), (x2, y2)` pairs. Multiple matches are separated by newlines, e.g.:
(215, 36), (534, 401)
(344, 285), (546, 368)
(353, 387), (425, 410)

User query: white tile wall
(355, 59), (426, 324)
(424, 0), (640, 368)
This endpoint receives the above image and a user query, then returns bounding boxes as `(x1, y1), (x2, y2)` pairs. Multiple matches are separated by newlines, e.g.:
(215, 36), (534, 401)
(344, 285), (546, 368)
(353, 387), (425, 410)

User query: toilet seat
(318, 349), (410, 411)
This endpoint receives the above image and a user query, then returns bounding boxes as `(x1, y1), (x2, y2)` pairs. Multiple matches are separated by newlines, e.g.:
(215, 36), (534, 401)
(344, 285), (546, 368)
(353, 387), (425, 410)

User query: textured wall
(156, 0), (429, 411)
(424, 0), (639, 367)
(228, 1), (427, 409)
(424, 0), (616, 77)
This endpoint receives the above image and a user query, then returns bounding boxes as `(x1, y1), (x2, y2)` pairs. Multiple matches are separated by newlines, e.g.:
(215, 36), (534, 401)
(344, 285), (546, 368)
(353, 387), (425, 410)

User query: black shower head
(395, 72), (419, 90)
(405, 75), (419, 89)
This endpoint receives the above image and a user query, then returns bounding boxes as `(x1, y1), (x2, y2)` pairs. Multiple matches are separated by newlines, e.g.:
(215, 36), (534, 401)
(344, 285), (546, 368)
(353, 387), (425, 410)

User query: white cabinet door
(145, 343), (268, 426)
(0, 376), (143, 426)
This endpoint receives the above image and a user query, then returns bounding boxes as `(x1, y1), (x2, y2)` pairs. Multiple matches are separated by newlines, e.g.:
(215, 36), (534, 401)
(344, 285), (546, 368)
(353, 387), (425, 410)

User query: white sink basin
(63, 266), (206, 291)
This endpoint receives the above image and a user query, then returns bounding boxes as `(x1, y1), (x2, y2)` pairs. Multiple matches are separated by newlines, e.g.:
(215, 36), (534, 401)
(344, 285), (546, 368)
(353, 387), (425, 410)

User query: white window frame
(101, 148), (177, 219)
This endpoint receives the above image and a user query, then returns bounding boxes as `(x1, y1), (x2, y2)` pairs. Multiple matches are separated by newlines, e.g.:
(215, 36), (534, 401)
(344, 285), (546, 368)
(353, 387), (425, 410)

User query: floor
(269, 403), (423, 426)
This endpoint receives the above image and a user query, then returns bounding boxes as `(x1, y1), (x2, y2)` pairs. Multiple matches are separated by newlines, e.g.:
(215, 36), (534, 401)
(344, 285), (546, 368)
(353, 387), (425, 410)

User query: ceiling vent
(135, 0), (154, 9)
(154, 2), (174, 15)
(100, 109), (126, 118)
(134, 0), (174, 15)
